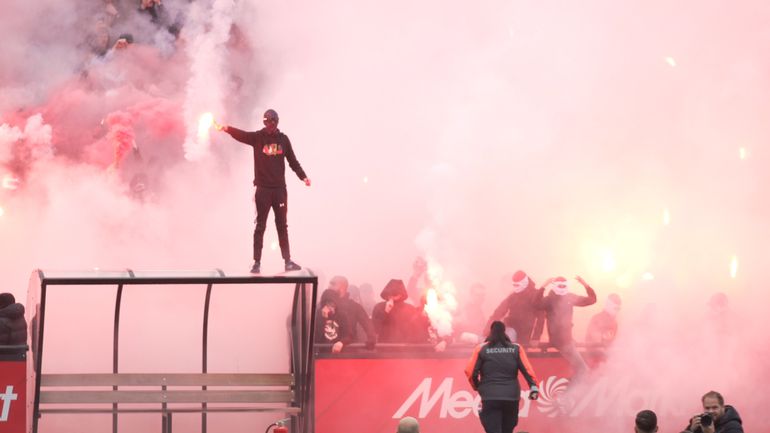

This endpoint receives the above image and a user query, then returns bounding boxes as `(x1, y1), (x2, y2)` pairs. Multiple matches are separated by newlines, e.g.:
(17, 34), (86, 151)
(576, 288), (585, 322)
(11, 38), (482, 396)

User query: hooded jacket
(685, 405), (744, 433)
(224, 126), (307, 188)
(0, 302), (27, 346)
(371, 279), (419, 343)
(315, 289), (353, 346)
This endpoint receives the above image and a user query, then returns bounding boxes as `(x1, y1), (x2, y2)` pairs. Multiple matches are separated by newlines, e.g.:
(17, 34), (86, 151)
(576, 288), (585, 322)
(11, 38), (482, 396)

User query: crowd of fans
(314, 257), (623, 370)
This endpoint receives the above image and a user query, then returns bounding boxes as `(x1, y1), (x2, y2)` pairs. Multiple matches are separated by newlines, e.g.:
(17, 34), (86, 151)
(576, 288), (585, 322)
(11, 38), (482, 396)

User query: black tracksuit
(465, 342), (539, 433)
(224, 126), (307, 262)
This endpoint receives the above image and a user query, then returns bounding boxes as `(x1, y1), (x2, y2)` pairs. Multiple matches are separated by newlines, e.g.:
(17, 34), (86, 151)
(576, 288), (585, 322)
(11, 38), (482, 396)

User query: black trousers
(479, 400), (520, 433)
(253, 187), (290, 262)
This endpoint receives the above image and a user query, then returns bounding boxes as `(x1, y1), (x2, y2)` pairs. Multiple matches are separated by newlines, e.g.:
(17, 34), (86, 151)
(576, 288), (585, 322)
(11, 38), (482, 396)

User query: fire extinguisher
(264, 418), (290, 433)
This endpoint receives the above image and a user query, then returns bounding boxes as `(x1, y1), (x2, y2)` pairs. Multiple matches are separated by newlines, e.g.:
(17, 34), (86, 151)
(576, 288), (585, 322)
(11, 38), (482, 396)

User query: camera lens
(701, 413), (713, 427)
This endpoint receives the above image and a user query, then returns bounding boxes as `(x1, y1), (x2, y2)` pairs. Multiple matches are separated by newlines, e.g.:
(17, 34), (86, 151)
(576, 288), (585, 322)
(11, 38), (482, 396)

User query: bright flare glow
(0, 206), (4, 217)
(422, 258), (458, 337)
(2, 174), (20, 190)
(665, 57), (677, 67)
(270, 240), (278, 251)
(197, 112), (214, 141)
(663, 208), (671, 226)
(739, 147), (747, 160)
(730, 255), (739, 279)
(363, 176), (369, 184)
(642, 272), (655, 281)
(601, 250), (617, 273)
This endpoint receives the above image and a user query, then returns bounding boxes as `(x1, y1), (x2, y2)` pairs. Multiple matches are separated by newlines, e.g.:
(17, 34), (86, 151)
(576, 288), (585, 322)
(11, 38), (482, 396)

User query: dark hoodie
(223, 126), (307, 188)
(371, 279), (419, 343)
(0, 296), (27, 346)
(535, 283), (596, 347)
(685, 405), (744, 433)
(315, 289), (352, 346)
(486, 279), (545, 345)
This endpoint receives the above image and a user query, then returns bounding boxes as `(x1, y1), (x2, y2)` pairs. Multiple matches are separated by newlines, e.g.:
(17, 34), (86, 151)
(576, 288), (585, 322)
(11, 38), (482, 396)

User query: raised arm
(573, 276), (597, 307)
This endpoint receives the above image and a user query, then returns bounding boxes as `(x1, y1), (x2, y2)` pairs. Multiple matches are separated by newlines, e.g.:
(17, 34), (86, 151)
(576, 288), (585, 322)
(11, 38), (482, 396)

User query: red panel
(315, 356), (573, 433)
(0, 361), (25, 433)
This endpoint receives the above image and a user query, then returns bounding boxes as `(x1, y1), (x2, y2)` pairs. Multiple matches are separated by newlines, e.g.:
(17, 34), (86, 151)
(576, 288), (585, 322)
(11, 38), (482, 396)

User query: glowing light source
(663, 208), (671, 226)
(270, 240), (278, 251)
(363, 176), (369, 184)
(739, 147), (747, 160)
(730, 255), (738, 279)
(601, 250), (617, 273)
(642, 272), (655, 281)
(2, 174), (20, 190)
(197, 112), (214, 141)
(665, 57), (677, 67)
(0, 206), (4, 217)
(422, 258), (458, 337)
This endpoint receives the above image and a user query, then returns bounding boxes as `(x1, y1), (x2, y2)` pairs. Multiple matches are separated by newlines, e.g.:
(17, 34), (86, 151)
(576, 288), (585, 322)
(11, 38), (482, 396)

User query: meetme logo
(393, 378), (542, 419)
(0, 385), (18, 422)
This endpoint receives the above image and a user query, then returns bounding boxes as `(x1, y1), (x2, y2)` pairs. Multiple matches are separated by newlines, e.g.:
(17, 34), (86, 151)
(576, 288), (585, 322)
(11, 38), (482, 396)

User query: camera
(700, 413), (713, 427)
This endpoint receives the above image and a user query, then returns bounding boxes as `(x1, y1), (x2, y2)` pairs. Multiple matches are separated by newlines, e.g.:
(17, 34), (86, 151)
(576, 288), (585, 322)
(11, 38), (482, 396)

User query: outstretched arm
(214, 121), (257, 146)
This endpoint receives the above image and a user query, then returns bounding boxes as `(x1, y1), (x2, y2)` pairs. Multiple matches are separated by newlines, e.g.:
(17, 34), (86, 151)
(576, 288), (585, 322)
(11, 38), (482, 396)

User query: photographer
(684, 391), (744, 433)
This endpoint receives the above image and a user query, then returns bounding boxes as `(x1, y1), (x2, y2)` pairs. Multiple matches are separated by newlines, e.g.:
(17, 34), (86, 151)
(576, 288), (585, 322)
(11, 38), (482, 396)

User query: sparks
(730, 255), (738, 279)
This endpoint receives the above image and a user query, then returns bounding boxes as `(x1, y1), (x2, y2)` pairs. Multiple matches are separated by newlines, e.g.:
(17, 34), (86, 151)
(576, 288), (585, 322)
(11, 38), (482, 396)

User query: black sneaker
(250, 262), (261, 274)
(284, 260), (301, 271)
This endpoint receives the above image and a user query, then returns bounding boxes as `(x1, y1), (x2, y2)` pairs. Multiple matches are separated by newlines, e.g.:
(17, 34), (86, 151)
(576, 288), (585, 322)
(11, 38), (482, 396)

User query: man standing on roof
(215, 109), (310, 274)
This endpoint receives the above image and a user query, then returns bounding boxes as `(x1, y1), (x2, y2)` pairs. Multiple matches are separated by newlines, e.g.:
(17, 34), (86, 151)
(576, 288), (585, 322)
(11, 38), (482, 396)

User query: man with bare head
(685, 391), (743, 433)
(327, 275), (376, 349)
(397, 416), (419, 433)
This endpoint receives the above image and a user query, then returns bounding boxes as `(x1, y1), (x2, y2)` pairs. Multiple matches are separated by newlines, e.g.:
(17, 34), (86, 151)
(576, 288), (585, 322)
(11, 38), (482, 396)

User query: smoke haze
(2, 0), (770, 431)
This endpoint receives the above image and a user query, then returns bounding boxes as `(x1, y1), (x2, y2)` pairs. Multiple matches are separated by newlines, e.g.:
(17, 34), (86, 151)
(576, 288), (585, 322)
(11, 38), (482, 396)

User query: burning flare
(730, 255), (739, 279)
(197, 112), (215, 141)
(422, 259), (458, 337)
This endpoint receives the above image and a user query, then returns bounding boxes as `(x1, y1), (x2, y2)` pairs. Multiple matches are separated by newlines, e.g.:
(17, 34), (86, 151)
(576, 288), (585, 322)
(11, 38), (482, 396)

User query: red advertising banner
(315, 355), (575, 433)
(0, 361), (25, 433)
